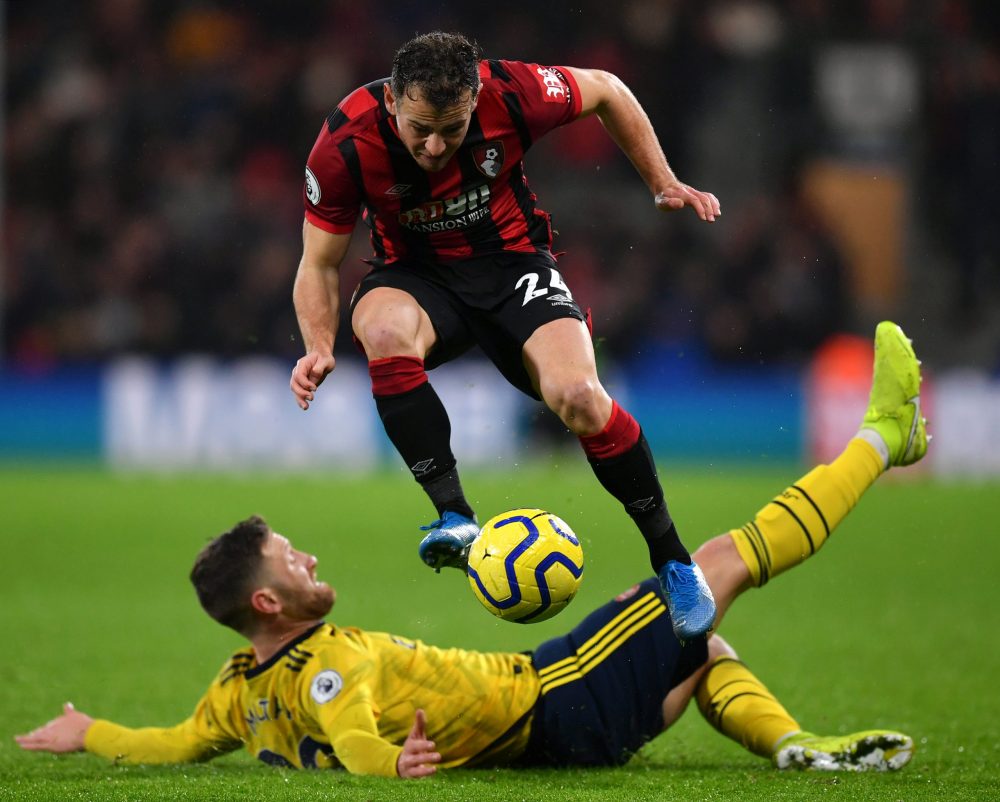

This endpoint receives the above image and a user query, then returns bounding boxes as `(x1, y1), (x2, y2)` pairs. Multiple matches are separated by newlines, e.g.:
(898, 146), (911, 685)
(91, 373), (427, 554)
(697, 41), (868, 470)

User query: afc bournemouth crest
(473, 141), (504, 178)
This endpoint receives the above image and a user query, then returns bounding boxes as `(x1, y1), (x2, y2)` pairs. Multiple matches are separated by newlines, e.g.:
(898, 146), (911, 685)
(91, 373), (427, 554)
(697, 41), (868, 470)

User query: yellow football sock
(695, 655), (800, 758)
(728, 438), (884, 587)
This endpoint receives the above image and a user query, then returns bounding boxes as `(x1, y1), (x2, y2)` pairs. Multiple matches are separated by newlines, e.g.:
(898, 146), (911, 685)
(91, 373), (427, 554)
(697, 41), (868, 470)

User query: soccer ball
(466, 508), (584, 623)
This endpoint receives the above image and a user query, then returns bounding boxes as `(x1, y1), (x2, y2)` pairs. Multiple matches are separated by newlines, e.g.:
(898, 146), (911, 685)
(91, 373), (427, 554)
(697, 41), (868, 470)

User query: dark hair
(190, 515), (270, 635)
(390, 31), (482, 109)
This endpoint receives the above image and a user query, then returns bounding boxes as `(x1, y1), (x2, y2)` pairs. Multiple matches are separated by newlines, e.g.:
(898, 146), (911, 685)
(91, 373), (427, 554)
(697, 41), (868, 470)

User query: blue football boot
(418, 511), (480, 572)
(658, 559), (716, 641)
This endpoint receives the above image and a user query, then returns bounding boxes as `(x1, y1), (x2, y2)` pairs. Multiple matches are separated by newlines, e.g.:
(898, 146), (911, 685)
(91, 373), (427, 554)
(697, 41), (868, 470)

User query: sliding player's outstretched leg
(773, 729), (914, 771)
(858, 320), (928, 468)
(657, 322), (926, 772)
(727, 320), (928, 588)
(692, 637), (913, 772)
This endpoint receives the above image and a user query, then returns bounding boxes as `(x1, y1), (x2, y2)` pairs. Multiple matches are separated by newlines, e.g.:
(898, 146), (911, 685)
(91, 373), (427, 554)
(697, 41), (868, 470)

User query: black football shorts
(517, 577), (709, 767)
(349, 250), (587, 399)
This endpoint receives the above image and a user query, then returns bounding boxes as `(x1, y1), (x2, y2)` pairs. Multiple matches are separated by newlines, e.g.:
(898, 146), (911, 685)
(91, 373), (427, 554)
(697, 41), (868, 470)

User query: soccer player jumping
(288, 32), (721, 640)
(20, 322), (928, 775)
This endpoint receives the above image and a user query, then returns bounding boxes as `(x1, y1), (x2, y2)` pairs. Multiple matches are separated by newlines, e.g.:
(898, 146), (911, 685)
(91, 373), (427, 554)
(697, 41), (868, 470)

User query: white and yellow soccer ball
(466, 508), (584, 623)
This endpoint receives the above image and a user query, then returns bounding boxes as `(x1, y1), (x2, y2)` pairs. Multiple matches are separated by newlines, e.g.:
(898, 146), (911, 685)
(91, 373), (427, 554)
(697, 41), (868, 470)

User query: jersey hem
(305, 211), (355, 235)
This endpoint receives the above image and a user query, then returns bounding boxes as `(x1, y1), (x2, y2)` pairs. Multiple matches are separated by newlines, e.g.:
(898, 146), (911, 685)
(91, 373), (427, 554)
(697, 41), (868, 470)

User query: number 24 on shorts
(515, 268), (573, 307)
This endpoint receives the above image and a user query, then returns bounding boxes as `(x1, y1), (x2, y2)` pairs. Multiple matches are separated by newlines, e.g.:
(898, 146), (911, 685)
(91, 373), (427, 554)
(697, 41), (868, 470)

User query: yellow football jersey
(85, 622), (540, 777)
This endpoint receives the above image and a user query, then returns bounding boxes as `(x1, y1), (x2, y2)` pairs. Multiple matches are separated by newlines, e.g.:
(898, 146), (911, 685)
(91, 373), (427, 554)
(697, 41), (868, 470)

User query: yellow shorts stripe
(536, 592), (661, 681)
(537, 599), (664, 686)
(539, 605), (666, 694)
(537, 592), (667, 695)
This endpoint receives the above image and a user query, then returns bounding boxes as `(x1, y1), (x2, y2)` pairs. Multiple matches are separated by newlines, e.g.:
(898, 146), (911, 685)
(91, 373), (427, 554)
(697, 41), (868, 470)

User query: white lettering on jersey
(398, 185), (492, 232)
(536, 67), (569, 102)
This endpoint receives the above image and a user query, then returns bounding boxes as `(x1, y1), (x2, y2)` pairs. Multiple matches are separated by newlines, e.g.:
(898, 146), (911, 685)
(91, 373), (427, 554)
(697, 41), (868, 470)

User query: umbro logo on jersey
(385, 184), (412, 196)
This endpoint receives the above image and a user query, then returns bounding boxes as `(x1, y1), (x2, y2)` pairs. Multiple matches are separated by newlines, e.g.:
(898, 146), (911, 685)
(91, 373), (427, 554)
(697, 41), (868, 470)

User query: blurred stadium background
(3, 0), (999, 475)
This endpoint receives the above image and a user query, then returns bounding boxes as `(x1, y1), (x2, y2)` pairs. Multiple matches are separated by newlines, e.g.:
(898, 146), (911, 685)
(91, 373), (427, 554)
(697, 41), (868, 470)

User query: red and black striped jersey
(303, 59), (582, 264)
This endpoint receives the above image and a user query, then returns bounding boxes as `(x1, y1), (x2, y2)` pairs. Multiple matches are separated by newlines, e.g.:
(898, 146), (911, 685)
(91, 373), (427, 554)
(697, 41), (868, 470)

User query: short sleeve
(496, 60), (582, 140)
(304, 125), (362, 235)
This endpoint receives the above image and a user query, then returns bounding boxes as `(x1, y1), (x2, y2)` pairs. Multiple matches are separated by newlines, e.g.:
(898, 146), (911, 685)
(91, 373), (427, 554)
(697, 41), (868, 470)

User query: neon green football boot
(773, 730), (914, 772)
(860, 321), (928, 467)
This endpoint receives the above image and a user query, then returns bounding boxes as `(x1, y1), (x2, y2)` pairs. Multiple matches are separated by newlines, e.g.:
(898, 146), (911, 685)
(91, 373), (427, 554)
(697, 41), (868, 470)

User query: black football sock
(588, 433), (692, 570)
(375, 382), (475, 520)
(422, 468), (476, 521)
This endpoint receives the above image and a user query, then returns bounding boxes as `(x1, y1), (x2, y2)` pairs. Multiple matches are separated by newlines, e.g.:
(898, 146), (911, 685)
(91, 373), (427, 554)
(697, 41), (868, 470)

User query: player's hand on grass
(291, 352), (336, 410)
(397, 708), (440, 779)
(655, 180), (721, 223)
(15, 702), (93, 753)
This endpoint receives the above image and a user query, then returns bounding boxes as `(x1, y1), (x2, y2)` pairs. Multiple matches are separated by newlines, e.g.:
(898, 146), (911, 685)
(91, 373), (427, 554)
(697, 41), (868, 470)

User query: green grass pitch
(2, 462), (998, 801)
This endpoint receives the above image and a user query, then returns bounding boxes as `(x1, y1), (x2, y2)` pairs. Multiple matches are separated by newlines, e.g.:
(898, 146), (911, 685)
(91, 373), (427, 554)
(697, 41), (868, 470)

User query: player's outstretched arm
(396, 709), (440, 779)
(567, 67), (720, 223)
(15, 702), (93, 753)
(290, 221), (352, 410)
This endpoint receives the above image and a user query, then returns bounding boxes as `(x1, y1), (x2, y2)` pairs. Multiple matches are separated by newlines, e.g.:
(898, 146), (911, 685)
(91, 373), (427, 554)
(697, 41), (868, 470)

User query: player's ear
(250, 587), (282, 616)
(383, 82), (397, 115)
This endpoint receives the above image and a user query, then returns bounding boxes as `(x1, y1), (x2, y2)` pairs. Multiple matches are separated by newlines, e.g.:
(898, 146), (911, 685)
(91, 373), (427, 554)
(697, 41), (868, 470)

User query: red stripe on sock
(369, 356), (427, 397)
(579, 401), (640, 460)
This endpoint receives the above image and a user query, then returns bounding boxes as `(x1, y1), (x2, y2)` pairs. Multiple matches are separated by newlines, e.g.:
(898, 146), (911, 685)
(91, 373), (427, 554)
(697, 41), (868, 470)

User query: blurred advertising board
(2, 356), (998, 475)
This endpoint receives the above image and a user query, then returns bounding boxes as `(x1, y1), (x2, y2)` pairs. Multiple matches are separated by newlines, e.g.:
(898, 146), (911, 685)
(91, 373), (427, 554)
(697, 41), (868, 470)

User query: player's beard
(278, 581), (336, 621)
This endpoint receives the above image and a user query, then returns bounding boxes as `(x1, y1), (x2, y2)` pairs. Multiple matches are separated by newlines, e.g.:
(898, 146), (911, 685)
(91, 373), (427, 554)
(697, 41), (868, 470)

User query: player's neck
(251, 619), (323, 664)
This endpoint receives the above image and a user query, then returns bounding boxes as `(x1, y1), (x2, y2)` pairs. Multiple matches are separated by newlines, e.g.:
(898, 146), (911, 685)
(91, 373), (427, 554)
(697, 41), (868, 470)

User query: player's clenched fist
(290, 352), (336, 410)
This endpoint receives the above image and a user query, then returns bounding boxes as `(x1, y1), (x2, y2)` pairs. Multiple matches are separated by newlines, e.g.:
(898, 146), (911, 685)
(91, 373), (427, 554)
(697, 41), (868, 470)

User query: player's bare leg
(523, 317), (716, 641)
(521, 317), (613, 436)
(353, 288), (479, 570)
(353, 287), (437, 360)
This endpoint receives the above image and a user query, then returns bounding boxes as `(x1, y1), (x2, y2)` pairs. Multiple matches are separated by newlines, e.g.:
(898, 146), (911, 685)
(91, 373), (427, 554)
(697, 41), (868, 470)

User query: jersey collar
(245, 622), (327, 679)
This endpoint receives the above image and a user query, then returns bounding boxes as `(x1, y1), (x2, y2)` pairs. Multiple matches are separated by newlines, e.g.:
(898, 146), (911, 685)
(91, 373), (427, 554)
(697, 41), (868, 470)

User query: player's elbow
(590, 70), (630, 110)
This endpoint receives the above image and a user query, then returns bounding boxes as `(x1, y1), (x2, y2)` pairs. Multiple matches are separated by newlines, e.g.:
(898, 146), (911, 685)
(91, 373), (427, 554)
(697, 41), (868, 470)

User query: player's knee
(355, 320), (417, 359)
(693, 533), (739, 576)
(707, 633), (737, 662)
(544, 376), (602, 430)
(692, 534), (753, 624)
